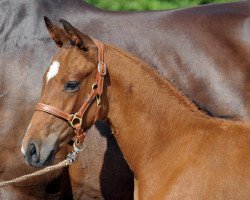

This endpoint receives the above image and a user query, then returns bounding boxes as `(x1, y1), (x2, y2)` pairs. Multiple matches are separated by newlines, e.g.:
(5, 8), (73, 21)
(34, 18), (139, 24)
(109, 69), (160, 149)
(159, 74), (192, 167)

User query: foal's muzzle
(23, 141), (55, 167)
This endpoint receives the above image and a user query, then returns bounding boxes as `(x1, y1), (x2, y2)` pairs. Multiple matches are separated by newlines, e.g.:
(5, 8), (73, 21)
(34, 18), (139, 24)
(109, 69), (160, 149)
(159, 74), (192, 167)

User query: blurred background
(86, 0), (237, 11)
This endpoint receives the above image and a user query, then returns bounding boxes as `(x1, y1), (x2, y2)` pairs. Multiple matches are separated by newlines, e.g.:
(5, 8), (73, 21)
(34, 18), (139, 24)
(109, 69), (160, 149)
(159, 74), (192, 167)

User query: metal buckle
(98, 62), (107, 76)
(69, 113), (82, 128)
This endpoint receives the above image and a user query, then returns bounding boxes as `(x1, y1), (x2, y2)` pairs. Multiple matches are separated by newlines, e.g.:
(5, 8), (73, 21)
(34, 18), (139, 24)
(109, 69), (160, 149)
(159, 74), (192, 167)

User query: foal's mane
(106, 44), (207, 117)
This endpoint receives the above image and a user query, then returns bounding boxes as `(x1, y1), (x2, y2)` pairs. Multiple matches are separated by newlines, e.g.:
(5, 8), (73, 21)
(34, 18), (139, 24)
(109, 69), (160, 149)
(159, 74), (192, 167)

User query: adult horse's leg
(68, 124), (134, 199)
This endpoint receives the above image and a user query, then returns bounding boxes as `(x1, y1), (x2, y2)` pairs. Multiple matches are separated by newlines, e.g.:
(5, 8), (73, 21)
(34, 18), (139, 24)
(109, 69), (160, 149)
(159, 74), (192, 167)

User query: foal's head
(21, 17), (108, 167)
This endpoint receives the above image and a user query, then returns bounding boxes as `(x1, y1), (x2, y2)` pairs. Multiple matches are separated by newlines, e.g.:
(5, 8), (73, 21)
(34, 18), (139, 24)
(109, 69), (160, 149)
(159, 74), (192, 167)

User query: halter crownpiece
(35, 38), (106, 148)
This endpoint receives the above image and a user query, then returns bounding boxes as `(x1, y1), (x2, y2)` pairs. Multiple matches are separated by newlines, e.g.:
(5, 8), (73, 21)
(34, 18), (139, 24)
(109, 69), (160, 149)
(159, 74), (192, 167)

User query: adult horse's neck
(104, 45), (210, 174)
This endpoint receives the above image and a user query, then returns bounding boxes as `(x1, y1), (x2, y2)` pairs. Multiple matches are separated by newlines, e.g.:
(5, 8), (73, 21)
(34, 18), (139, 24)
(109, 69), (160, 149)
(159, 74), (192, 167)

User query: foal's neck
(104, 45), (208, 174)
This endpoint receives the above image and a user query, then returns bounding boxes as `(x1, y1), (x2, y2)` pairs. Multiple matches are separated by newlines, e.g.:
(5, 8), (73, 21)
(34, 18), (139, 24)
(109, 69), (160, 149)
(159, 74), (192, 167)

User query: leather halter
(35, 39), (106, 148)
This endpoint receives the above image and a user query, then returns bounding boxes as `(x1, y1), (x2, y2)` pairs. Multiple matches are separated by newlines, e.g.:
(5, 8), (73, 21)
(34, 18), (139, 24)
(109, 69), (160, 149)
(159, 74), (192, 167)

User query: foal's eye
(65, 81), (80, 92)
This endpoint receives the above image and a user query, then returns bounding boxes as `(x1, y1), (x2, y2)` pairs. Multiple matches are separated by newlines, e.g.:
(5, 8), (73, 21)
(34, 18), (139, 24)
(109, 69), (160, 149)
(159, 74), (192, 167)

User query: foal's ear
(59, 19), (95, 51)
(44, 16), (68, 47)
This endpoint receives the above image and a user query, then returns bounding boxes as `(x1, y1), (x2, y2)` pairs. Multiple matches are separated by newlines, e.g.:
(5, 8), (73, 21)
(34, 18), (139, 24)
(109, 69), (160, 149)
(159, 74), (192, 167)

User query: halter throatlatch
(35, 39), (106, 149)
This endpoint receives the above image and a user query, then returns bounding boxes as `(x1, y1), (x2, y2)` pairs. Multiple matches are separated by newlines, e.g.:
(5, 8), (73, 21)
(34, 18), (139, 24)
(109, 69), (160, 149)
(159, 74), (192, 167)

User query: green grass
(86, 0), (237, 11)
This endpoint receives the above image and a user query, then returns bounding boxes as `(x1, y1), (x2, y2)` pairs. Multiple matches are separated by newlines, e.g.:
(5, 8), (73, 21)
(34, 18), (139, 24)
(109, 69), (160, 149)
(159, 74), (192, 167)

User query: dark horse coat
(0, 0), (250, 199)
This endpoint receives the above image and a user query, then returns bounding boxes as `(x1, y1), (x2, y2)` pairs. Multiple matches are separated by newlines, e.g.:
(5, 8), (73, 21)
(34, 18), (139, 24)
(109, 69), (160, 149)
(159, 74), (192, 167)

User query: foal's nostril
(29, 143), (36, 157)
(27, 143), (40, 163)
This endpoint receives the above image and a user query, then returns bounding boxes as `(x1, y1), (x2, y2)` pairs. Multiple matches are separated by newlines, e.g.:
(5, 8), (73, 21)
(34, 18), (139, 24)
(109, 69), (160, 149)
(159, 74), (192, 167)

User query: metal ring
(69, 113), (82, 128)
(73, 141), (86, 152)
(92, 83), (97, 91)
(98, 62), (107, 76)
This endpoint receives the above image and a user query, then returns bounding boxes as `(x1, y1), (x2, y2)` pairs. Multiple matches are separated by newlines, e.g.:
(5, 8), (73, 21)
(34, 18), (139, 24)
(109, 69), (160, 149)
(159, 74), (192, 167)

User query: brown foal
(21, 20), (250, 199)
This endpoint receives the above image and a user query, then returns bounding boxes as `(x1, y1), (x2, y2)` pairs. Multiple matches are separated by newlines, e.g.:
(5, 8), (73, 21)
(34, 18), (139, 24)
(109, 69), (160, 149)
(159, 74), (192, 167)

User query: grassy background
(86, 0), (237, 11)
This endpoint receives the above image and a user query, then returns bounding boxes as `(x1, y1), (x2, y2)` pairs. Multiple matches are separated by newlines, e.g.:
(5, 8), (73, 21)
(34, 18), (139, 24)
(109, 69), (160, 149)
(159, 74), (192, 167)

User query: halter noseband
(35, 39), (106, 149)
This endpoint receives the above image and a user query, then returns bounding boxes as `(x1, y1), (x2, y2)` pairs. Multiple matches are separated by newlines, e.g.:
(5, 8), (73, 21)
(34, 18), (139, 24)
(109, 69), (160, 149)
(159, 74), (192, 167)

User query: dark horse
(1, 0), (250, 199)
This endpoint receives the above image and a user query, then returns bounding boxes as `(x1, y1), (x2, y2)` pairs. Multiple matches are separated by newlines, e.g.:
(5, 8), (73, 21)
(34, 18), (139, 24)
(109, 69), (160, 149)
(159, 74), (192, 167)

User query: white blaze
(46, 61), (60, 83)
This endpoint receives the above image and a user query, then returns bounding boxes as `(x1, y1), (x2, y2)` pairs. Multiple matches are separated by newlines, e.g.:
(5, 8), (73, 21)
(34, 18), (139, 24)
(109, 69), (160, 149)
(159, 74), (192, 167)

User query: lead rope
(0, 144), (83, 187)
